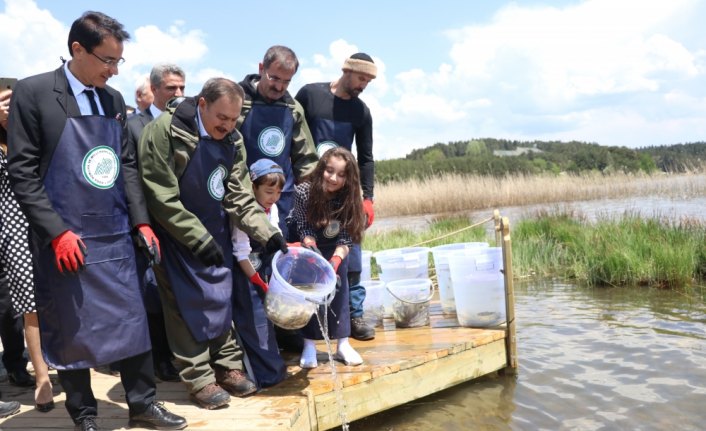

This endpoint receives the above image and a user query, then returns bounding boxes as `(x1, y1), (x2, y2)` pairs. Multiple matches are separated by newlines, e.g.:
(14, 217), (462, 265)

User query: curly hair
(305, 147), (365, 243)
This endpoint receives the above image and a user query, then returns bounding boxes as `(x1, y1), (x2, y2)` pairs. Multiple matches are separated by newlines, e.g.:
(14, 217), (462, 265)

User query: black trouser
(147, 311), (173, 366)
(58, 350), (155, 423)
(0, 274), (27, 375)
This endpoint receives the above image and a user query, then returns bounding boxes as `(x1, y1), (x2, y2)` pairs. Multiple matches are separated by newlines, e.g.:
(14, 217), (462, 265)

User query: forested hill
(375, 139), (706, 184)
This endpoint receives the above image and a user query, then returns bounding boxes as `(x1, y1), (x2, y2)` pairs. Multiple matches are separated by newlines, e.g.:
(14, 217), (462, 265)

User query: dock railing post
(493, 209), (502, 247)
(500, 216), (518, 374)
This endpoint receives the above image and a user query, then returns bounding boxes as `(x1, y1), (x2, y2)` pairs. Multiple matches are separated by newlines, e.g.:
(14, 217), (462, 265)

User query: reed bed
(363, 213), (706, 289)
(508, 212), (704, 288)
(374, 172), (706, 218)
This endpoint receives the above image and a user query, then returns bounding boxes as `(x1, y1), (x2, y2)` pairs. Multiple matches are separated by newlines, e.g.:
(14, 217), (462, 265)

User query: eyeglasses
(89, 51), (125, 68)
(264, 71), (291, 86)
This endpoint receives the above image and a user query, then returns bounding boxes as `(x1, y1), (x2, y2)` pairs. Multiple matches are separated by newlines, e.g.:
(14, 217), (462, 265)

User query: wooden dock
(0, 301), (509, 430)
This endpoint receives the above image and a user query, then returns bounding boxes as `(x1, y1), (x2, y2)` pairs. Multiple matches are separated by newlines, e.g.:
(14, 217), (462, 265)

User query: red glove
(249, 272), (268, 293)
(287, 242), (302, 248)
(329, 255), (343, 274)
(136, 224), (161, 265)
(51, 230), (87, 273)
(363, 198), (374, 228)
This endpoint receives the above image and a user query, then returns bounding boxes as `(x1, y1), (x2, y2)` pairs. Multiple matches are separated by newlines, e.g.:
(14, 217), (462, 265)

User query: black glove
(195, 238), (224, 267)
(265, 232), (288, 255)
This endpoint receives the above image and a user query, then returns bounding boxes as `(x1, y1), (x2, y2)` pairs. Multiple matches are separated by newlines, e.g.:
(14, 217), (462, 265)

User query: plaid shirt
(290, 182), (352, 247)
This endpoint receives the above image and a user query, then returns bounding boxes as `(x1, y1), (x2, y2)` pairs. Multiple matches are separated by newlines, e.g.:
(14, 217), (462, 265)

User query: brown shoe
(214, 367), (257, 397)
(351, 316), (375, 341)
(189, 383), (230, 410)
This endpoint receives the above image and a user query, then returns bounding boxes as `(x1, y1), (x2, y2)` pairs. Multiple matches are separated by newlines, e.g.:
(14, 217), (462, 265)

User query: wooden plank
(0, 314), (507, 431)
(314, 340), (507, 430)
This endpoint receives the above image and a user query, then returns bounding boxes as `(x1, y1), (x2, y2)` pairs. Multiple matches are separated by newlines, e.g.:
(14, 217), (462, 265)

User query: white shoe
(299, 339), (318, 369)
(334, 338), (363, 366)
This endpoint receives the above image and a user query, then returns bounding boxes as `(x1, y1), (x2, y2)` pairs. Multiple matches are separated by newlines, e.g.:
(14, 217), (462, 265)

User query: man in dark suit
(7, 11), (186, 431)
(126, 63), (185, 383)
(132, 75), (153, 116)
(127, 63), (185, 156)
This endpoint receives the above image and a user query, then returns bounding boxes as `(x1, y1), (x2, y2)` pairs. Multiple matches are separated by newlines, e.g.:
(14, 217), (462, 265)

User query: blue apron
(308, 117), (354, 157)
(239, 103), (295, 235)
(232, 237), (285, 388)
(156, 136), (235, 343)
(34, 116), (150, 370)
(300, 221), (351, 340)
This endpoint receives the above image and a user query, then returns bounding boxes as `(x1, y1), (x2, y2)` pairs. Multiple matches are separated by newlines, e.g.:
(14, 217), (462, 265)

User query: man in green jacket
(138, 77), (287, 409)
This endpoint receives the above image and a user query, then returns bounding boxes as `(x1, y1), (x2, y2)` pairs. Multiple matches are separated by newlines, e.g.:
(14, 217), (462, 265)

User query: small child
(231, 158), (287, 388)
(288, 147), (366, 368)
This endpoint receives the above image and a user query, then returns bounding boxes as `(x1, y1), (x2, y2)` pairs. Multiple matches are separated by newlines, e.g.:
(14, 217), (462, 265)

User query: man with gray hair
(138, 77), (287, 409)
(132, 75), (153, 116)
(126, 62), (186, 384)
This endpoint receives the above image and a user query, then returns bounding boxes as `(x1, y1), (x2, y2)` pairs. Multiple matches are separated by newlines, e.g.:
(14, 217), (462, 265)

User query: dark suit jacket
(127, 108), (154, 161)
(7, 65), (149, 246)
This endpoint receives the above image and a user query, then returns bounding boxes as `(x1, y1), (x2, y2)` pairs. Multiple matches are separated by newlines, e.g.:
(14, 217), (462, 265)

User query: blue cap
(249, 158), (284, 182)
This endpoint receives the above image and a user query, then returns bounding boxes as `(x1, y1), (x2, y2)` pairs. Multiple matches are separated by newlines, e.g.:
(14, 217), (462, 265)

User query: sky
(1, 0), (705, 160)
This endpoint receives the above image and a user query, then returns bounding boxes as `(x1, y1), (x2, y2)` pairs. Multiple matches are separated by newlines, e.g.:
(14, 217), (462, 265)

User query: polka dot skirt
(0, 150), (36, 314)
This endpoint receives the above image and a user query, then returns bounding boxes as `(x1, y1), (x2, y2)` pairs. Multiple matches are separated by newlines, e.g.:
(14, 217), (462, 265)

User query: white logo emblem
(82, 146), (120, 189)
(208, 165), (228, 200)
(324, 220), (341, 239)
(316, 141), (339, 157)
(258, 126), (285, 156)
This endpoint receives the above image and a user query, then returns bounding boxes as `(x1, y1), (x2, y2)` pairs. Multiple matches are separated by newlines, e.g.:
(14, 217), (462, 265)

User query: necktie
(84, 88), (100, 115)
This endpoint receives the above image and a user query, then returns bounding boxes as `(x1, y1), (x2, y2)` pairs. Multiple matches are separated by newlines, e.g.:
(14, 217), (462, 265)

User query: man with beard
(295, 53), (378, 342)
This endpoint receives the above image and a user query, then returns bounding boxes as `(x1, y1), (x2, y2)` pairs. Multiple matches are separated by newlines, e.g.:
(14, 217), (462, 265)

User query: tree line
(375, 139), (706, 184)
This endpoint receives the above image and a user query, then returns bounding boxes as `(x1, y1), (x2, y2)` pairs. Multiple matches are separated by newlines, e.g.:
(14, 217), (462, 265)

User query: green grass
(364, 212), (706, 288)
(513, 212), (706, 288)
(362, 216), (489, 251)
(362, 216), (489, 279)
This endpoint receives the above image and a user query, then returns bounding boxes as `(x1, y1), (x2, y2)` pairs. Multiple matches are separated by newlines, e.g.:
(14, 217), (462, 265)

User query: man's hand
(136, 224), (161, 265)
(265, 232), (288, 255)
(195, 238), (224, 267)
(51, 230), (87, 273)
(363, 198), (375, 228)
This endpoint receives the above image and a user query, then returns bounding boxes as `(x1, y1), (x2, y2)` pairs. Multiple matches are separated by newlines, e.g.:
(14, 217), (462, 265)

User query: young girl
(231, 158), (287, 387)
(289, 147), (366, 368)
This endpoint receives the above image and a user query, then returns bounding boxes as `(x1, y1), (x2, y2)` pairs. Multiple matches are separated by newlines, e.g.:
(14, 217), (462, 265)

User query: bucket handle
(386, 283), (434, 304)
(305, 288), (336, 306)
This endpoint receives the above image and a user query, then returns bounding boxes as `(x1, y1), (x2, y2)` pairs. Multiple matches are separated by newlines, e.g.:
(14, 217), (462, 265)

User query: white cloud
(370, 0), (706, 158)
(0, 0), (67, 77)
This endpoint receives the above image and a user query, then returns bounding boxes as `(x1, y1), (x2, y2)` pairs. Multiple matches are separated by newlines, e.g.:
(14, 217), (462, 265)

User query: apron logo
(324, 220), (341, 239)
(258, 126), (285, 157)
(316, 141), (339, 157)
(208, 165), (227, 200)
(82, 146), (120, 189)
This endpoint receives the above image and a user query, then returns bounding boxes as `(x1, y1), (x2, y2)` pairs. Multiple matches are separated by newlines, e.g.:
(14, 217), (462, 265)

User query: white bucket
(386, 278), (434, 328)
(448, 247), (505, 327)
(431, 242), (489, 314)
(373, 247), (430, 317)
(265, 247), (337, 330)
(361, 249), (373, 281)
(360, 280), (385, 328)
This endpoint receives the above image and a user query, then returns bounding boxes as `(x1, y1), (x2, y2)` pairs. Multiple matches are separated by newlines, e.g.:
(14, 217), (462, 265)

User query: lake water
(350, 279), (706, 430)
(352, 195), (705, 430)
